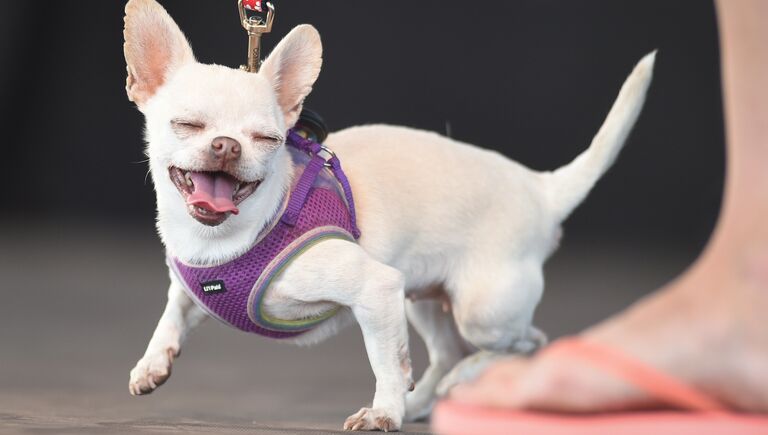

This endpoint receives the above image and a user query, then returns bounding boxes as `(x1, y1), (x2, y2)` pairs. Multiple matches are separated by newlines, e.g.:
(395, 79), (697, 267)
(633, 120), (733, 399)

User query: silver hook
(237, 1), (275, 73)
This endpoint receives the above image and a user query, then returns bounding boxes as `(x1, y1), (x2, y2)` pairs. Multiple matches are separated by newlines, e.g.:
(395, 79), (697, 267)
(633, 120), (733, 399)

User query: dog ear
(123, 0), (195, 107)
(260, 25), (323, 128)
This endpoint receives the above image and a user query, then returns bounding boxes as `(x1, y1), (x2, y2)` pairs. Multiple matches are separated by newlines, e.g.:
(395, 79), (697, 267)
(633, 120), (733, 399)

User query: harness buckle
(238, 0), (275, 73)
(316, 145), (337, 168)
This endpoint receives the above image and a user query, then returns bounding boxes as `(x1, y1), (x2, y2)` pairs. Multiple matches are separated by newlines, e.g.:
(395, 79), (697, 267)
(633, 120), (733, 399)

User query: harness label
(201, 280), (227, 294)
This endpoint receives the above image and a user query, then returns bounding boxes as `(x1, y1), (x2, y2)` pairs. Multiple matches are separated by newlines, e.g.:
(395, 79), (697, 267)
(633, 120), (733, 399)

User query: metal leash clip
(238, 0), (275, 73)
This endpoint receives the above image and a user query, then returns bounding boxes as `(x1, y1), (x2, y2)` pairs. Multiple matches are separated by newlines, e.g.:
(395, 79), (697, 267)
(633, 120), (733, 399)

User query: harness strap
(327, 154), (361, 239)
(281, 130), (362, 238)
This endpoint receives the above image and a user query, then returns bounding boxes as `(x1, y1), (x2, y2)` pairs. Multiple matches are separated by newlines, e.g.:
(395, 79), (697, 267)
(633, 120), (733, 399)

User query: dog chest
(169, 129), (360, 339)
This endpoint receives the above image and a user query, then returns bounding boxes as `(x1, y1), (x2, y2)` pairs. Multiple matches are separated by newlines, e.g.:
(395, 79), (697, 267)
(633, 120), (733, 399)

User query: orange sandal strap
(546, 338), (727, 412)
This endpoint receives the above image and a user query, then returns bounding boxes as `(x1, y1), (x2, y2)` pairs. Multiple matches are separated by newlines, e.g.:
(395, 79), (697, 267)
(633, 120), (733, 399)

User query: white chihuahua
(124, 0), (655, 430)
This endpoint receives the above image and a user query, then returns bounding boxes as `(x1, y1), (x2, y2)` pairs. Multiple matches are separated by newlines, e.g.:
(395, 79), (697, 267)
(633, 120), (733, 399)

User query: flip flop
(432, 338), (768, 435)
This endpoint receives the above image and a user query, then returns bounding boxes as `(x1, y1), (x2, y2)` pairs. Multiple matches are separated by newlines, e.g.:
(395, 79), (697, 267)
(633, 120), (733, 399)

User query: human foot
(449, 256), (768, 413)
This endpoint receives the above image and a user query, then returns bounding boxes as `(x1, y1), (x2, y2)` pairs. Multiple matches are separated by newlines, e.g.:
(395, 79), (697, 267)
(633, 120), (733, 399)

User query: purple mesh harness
(169, 129), (361, 339)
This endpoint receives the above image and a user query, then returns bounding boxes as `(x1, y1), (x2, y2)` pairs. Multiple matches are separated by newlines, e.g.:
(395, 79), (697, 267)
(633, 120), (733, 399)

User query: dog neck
(155, 146), (295, 266)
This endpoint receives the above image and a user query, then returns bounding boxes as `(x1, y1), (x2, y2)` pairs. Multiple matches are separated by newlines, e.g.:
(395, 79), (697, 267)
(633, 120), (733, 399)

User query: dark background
(0, 0), (723, 247)
(0, 2), (726, 434)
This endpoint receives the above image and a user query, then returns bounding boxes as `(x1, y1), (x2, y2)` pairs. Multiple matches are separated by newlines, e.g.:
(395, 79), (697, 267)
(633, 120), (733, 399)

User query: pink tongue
(187, 172), (240, 214)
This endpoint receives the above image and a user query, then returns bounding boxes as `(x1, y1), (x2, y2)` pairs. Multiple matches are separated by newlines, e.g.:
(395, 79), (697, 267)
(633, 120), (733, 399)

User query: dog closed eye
(250, 132), (283, 145)
(171, 119), (206, 135)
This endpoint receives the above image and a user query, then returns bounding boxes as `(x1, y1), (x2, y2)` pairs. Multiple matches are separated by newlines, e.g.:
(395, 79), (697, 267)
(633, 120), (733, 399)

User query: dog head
(123, 0), (322, 261)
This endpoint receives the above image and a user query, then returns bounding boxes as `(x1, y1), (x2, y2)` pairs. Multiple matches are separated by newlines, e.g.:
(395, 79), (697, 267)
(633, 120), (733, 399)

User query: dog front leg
(129, 276), (207, 395)
(343, 261), (411, 432)
(273, 240), (412, 431)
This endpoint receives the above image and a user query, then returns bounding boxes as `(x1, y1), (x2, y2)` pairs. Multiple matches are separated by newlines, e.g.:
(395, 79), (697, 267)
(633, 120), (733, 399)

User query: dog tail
(543, 51), (656, 222)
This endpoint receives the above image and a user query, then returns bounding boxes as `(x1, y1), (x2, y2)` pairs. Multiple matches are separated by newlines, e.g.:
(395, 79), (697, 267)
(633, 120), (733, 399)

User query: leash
(238, 0), (275, 72)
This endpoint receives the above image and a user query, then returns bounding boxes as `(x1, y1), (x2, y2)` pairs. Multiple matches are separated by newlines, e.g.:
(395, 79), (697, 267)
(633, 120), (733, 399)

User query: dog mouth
(169, 167), (262, 226)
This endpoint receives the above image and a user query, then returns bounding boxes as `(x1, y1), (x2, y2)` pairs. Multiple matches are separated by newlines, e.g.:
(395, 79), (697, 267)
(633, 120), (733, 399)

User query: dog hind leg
(404, 297), (467, 421)
(435, 259), (547, 395)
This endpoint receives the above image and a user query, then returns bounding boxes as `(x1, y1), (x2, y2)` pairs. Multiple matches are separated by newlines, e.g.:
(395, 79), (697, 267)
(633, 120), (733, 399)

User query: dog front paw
(128, 348), (176, 396)
(343, 407), (401, 432)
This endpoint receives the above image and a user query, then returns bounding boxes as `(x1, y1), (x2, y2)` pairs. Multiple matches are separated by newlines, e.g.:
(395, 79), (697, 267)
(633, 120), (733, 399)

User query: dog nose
(211, 137), (241, 160)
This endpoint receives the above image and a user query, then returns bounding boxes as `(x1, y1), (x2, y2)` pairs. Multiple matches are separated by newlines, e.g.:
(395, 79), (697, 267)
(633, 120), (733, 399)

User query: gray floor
(0, 223), (695, 434)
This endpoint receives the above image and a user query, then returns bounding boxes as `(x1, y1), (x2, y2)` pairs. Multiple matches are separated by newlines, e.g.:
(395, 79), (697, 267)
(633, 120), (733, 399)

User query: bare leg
(450, 0), (768, 413)
(129, 278), (208, 395)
